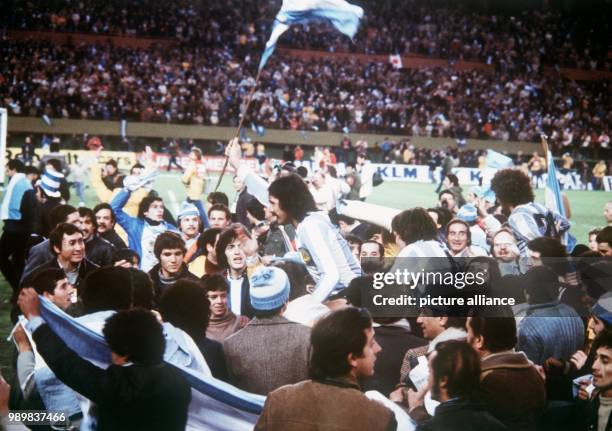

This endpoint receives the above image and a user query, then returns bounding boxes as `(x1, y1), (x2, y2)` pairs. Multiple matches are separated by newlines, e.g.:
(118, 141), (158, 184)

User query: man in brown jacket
(467, 315), (546, 430)
(223, 266), (311, 395)
(255, 307), (397, 431)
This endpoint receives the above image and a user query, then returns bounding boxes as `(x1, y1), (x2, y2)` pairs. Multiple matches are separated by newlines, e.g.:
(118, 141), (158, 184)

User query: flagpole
(214, 68), (263, 192)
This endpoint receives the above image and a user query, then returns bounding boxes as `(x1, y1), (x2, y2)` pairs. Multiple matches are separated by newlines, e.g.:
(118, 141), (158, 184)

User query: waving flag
(544, 150), (565, 217)
(37, 297), (265, 431)
(259, 0), (364, 71)
(485, 149), (514, 169)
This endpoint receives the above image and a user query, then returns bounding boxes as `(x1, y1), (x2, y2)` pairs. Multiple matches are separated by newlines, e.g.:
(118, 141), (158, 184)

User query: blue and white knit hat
(39, 169), (63, 198)
(177, 202), (199, 220)
(592, 293), (612, 326)
(481, 188), (496, 204)
(457, 203), (478, 223)
(249, 267), (290, 311)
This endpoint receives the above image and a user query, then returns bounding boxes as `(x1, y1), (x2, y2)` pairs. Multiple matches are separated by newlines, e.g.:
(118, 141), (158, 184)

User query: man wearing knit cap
(223, 266), (311, 395)
(177, 202), (202, 263)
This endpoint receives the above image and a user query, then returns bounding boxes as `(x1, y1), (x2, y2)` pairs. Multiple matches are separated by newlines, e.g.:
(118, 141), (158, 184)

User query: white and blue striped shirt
(296, 211), (362, 302)
(508, 202), (571, 256)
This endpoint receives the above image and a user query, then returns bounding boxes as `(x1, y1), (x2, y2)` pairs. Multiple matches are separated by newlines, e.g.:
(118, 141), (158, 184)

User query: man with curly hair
(225, 138), (361, 302)
(491, 168), (571, 256)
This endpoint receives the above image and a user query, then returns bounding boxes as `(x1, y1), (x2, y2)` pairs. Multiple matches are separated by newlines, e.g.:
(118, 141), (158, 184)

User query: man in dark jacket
(93, 203), (127, 249)
(79, 207), (114, 267)
(414, 340), (507, 431)
(233, 175), (255, 228)
(361, 317), (427, 395)
(148, 232), (197, 304)
(21, 205), (81, 284)
(17, 290), (191, 431)
(577, 330), (612, 431)
(467, 315), (546, 430)
(29, 223), (99, 293)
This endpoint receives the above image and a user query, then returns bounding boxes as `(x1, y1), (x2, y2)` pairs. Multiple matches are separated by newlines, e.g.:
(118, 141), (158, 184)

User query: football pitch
(0, 172), (610, 378)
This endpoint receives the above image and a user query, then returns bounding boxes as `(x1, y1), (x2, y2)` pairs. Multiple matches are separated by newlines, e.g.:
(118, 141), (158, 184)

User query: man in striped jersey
(225, 139), (361, 302)
(491, 168), (571, 256)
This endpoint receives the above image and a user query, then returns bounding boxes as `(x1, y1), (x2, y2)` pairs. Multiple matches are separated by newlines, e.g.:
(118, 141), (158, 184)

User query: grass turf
(1, 172), (610, 377)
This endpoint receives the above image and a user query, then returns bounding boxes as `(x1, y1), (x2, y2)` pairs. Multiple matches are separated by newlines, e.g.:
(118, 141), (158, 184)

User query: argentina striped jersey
(296, 211), (362, 302)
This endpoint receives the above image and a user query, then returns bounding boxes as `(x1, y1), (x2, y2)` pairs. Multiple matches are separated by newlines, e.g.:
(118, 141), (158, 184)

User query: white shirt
(228, 276), (244, 316)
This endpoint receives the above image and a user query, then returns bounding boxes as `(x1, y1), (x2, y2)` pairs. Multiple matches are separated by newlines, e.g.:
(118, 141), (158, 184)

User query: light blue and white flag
(544, 150), (565, 218)
(37, 297), (265, 431)
(259, 0), (364, 71)
(485, 149), (514, 169)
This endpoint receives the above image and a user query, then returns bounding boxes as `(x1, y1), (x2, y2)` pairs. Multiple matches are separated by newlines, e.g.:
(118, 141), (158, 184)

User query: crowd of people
(4, 0), (610, 71)
(1, 137), (612, 429)
(2, 38), (611, 144)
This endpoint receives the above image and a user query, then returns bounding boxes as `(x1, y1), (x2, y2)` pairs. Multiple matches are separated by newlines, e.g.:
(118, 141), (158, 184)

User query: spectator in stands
(255, 307), (396, 431)
(159, 279), (229, 381)
(224, 267), (311, 395)
(202, 274), (248, 342)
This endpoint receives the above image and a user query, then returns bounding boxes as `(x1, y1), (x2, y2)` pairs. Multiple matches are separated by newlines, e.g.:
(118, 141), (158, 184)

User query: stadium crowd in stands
(4, 0), (610, 70)
(1, 40), (610, 144)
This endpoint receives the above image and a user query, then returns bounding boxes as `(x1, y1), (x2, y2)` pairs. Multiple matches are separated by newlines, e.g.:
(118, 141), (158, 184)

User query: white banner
(604, 176), (612, 192)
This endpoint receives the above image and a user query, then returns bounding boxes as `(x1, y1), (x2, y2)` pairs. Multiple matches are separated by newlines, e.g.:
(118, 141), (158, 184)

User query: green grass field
(1, 173), (610, 378)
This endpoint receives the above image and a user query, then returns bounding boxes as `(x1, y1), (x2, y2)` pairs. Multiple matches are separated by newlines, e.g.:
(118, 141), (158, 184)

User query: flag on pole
(544, 149), (565, 218)
(389, 54), (403, 69)
(485, 149), (514, 169)
(258, 0), (364, 71)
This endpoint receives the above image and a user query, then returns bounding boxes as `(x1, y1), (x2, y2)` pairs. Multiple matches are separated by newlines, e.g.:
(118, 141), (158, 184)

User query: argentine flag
(259, 0), (364, 71)
(485, 149), (514, 169)
(544, 150), (565, 217)
(37, 296), (265, 431)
